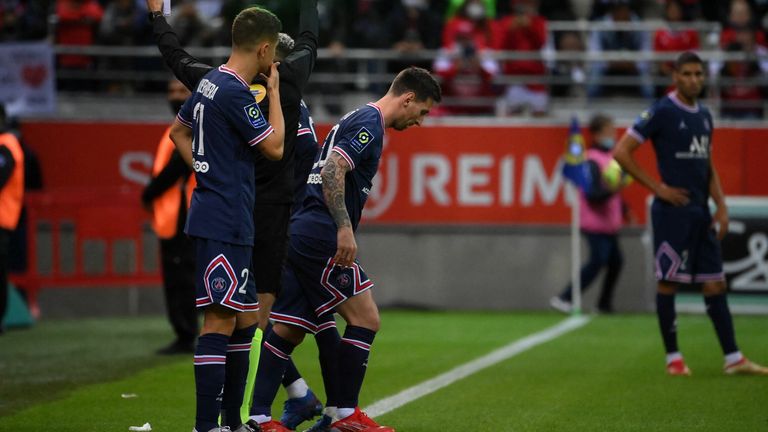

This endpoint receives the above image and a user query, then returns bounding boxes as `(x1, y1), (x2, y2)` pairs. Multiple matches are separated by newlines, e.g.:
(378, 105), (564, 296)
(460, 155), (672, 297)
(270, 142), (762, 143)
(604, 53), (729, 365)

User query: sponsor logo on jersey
(350, 127), (373, 153)
(307, 173), (323, 184)
(249, 84), (267, 103)
(675, 135), (710, 159)
(244, 102), (267, 129)
(193, 160), (210, 173)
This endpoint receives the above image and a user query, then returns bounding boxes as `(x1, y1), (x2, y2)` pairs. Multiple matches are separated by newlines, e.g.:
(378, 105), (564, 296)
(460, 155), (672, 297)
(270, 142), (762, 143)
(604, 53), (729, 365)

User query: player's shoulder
(634, 96), (673, 126)
(341, 104), (384, 135)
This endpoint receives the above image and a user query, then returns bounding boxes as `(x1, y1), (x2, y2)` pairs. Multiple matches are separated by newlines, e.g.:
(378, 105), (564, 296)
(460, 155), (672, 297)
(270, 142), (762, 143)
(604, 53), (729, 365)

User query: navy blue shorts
(194, 237), (258, 312)
(651, 200), (724, 284)
(271, 234), (374, 326)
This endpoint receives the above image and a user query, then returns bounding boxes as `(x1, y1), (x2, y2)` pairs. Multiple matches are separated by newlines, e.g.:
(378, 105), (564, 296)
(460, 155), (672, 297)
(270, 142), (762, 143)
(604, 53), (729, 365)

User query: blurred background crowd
(1, 0), (768, 119)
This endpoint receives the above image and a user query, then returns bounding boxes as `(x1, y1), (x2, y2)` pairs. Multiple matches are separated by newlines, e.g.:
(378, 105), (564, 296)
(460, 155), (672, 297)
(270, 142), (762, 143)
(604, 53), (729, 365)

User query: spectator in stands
(495, 0), (549, 116)
(589, 0), (644, 19)
(435, 0), (499, 114)
(445, 0), (496, 20)
(1, 0), (47, 41)
(168, 1), (215, 46)
(387, 0), (443, 71)
(537, 0), (575, 20)
(719, 42), (766, 119)
(56, 0), (103, 70)
(550, 31), (586, 97)
(98, 0), (148, 93)
(721, 0), (766, 48)
(586, 0), (653, 100)
(654, 0), (699, 96)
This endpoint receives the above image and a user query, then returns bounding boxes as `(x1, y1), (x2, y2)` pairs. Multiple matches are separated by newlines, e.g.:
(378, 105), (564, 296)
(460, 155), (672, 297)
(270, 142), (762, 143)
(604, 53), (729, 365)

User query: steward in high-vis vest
(0, 104), (24, 333)
(141, 79), (198, 353)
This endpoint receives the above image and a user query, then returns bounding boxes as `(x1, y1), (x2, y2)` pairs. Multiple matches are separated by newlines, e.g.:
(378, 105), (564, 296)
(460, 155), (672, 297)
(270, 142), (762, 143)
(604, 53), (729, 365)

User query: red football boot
(247, 419), (291, 432)
(330, 407), (394, 432)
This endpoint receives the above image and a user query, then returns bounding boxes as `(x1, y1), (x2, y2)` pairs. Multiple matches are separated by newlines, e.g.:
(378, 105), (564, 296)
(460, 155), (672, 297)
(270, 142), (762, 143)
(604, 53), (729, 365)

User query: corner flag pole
(570, 186), (582, 316)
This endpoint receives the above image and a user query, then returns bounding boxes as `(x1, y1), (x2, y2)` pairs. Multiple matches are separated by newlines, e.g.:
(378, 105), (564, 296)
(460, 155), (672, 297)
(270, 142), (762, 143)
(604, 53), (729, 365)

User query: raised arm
(613, 132), (689, 206)
(147, 0), (213, 90)
(321, 152), (356, 267)
(282, 0), (318, 91)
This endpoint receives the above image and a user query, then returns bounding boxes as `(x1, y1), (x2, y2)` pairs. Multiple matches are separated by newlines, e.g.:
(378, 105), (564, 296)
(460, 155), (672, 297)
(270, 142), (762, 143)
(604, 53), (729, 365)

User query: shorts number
(238, 268), (249, 294)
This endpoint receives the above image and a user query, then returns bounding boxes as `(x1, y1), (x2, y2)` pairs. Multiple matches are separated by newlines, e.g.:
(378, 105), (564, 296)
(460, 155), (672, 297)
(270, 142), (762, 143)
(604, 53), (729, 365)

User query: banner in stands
(722, 198), (768, 294)
(0, 42), (55, 116)
(20, 122), (768, 226)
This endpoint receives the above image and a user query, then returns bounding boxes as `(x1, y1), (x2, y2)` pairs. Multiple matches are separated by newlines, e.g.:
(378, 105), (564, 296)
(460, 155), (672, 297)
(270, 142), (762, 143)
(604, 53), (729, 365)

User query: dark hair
(674, 51), (704, 71)
(232, 7), (281, 50)
(589, 113), (613, 134)
(389, 66), (442, 103)
(276, 32), (295, 60)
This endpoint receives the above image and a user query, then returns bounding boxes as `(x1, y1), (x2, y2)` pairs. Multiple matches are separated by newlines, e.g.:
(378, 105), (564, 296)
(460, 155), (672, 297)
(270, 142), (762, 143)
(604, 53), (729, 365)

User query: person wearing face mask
(141, 78), (198, 355)
(550, 114), (631, 315)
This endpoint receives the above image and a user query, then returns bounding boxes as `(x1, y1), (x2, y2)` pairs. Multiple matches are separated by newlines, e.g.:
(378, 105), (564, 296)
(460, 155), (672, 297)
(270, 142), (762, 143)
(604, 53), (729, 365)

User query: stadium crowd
(1, 0), (767, 118)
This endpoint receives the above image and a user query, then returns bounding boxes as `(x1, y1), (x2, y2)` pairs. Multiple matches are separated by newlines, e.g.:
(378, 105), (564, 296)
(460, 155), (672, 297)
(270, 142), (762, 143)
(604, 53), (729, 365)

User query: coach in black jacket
(147, 0), (318, 330)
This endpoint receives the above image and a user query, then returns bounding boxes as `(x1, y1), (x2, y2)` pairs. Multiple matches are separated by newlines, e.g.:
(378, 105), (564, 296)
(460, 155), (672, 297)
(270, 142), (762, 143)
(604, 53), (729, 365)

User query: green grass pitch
(0, 311), (766, 431)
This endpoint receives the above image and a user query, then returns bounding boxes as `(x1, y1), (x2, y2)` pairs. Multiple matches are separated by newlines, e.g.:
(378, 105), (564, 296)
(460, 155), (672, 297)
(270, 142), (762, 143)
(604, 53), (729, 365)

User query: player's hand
(712, 205), (729, 241)
(145, 0), (162, 13)
(334, 227), (357, 268)
(261, 62), (280, 94)
(656, 183), (689, 206)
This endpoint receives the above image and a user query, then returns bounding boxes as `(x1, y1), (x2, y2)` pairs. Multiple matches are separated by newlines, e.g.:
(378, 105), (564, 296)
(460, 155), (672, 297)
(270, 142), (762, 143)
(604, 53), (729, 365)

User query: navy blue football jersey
(291, 103), (385, 242)
(293, 100), (319, 209)
(629, 92), (714, 207)
(177, 65), (275, 245)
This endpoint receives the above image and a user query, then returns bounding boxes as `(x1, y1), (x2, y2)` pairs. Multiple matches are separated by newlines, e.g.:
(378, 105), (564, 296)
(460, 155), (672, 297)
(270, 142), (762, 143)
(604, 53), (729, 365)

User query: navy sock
(194, 333), (229, 432)
(337, 326), (376, 409)
(656, 293), (678, 353)
(221, 325), (256, 427)
(315, 327), (341, 407)
(704, 294), (739, 355)
(281, 359), (302, 389)
(249, 331), (296, 417)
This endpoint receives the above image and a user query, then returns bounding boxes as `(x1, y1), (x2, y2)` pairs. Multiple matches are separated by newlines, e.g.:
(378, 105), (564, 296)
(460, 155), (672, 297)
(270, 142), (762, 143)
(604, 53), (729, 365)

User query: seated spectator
(721, 0), (766, 48)
(442, 0), (497, 51)
(99, 0), (147, 46)
(434, 29), (500, 115)
(56, 0), (103, 70)
(589, 0), (644, 19)
(653, 0), (699, 96)
(169, 1), (215, 47)
(586, 0), (653, 100)
(720, 42), (766, 119)
(550, 31), (586, 97)
(1, 0), (47, 41)
(495, 0), (548, 115)
(387, 0), (443, 71)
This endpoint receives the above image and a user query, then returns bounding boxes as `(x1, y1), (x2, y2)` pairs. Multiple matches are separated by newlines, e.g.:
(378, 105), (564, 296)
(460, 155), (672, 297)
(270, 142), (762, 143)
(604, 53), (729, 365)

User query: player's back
(629, 92), (713, 208)
(178, 66), (275, 246)
(291, 103), (386, 242)
(292, 100), (319, 211)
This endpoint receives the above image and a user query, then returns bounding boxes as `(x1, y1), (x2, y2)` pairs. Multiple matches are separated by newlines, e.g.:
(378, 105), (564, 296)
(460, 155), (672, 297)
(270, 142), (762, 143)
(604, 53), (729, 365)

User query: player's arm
(169, 118), (194, 168)
(614, 132), (690, 206)
(146, 0), (213, 91)
(321, 152), (356, 267)
(709, 159), (729, 240)
(283, 0), (318, 91)
(254, 63), (285, 161)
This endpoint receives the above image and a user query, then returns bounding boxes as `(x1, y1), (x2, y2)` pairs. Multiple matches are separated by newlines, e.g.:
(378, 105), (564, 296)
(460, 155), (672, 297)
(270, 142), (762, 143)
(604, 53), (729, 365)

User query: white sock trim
(666, 352), (683, 364)
(285, 378), (309, 399)
(725, 351), (744, 366)
(336, 407), (355, 420)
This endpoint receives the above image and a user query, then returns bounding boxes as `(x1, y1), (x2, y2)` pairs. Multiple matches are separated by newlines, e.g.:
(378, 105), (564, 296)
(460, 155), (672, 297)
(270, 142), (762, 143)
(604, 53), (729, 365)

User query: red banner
(21, 121), (768, 226)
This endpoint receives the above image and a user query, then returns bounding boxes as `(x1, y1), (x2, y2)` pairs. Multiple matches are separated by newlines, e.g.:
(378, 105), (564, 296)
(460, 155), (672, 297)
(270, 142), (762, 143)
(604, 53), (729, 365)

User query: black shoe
(245, 420), (262, 432)
(156, 340), (195, 355)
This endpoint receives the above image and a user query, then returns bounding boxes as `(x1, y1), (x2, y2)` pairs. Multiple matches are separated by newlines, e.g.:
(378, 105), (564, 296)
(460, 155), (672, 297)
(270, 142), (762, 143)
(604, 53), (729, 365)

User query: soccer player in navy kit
(168, 8), (285, 432)
(614, 52), (767, 376)
(248, 67), (441, 432)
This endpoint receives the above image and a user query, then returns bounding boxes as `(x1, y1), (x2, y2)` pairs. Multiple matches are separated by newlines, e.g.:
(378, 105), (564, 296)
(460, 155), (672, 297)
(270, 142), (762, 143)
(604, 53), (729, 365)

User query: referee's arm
(147, 0), (212, 91)
(282, 0), (319, 92)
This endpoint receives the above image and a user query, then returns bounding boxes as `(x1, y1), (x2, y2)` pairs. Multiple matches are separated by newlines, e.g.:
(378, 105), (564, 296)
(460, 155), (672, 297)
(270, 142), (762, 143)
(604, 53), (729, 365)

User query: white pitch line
(364, 315), (591, 418)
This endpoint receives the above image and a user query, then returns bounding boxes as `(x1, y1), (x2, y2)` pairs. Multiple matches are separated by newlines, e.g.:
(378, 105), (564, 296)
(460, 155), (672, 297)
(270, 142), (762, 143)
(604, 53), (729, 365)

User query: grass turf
(0, 311), (766, 431)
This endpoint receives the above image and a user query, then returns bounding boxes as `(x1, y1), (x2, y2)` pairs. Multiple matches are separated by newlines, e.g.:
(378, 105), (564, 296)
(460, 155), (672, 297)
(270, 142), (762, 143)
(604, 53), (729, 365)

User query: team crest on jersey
(211, 277), (228, 293)
(244, 102), (267, 129)
(249, 84), (267, 103)
(350, 127), (373, 153)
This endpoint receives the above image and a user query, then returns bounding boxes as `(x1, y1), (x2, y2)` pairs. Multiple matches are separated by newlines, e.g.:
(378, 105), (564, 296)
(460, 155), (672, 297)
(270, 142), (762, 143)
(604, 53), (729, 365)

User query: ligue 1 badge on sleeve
(163, 0), (171, 15)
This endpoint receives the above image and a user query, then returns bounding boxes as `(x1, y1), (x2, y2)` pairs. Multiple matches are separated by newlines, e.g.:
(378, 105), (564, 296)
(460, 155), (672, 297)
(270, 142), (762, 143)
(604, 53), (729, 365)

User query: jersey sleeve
(627, 106), (662, 143)
(331, 121), (380, 170)
(176, 96), (194, 129)
(221, 87), (275, 147)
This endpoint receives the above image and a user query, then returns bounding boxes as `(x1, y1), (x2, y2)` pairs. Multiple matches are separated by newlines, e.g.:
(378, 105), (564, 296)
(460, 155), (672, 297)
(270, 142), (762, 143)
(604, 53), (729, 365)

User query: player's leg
(278, 326), (324, 429)
(552, 233), (610, 312)
(220, 310), (259, 429)
(195, 305), (237, 432)
(331, 290), (394, 431)
(597, 234), (623, 313)
(157, 235), (198, 354)
(656, 281), (689, 375)
(248, 322), (307, 431)
(305, 325), (342, 432)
